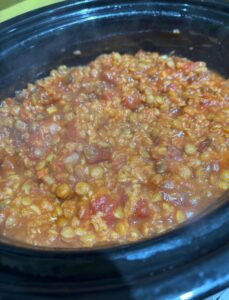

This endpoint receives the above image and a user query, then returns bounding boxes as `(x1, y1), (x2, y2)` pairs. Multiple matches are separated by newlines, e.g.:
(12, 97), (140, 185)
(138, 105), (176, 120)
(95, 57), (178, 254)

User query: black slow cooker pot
(0, 1), (229, 299)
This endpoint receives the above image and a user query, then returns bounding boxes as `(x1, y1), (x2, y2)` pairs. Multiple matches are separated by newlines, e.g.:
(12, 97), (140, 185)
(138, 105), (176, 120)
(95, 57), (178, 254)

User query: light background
(0, 0), (65, 22)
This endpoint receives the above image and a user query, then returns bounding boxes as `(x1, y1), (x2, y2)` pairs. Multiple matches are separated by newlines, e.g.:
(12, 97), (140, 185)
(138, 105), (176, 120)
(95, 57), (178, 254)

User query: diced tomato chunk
(64, 120), (84, 142)
(168, 145), (183, 162)
(101, 66), (118, 84)
(134, 199), (151, 219)
(91, 195), (116, 222)
(102, 89), (116, 101)
(122, 91), (141, 110)
(84, 144), (112, 164)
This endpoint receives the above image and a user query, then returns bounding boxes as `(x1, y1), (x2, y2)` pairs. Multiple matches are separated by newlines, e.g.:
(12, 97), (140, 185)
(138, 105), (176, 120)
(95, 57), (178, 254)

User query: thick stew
(0, 51), (228, 247)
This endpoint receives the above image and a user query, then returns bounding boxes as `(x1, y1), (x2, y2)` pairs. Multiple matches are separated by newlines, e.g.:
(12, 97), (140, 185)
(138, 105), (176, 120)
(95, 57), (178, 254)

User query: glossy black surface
(0, 1), (229, 299)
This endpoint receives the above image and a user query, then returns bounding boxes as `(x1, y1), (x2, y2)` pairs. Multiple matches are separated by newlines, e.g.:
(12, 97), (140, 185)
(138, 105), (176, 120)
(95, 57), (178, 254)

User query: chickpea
(55, 183), (71, 200)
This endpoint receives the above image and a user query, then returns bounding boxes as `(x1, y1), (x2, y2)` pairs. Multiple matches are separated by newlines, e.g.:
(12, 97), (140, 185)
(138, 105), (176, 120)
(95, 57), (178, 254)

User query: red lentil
(0, 51), (228, 248)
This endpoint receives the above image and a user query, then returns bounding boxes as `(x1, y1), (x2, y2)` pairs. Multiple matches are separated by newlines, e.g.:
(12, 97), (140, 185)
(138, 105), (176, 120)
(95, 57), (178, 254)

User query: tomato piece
(91, 195), (116, 222)
(122, 91), (142, 111)
(84, 144), (112, 164)
(112, 154), (126, 171)
(134, 199), (151, 219)
(36, 168), (48, 179)
(102, 89), (116, 101)
(101, 66), (118, 84)
(64, 120), (83, 142)
(19, 107), (30, 121)
(201, 96), (221, 108)
(168, 145), (183, 162)
(182, 61), (196, 73)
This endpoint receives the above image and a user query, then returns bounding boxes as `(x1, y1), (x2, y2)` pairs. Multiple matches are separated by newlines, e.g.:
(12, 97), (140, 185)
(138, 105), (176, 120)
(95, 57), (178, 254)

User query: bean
(151, 192), (162, 202)
(200, 151), (211, 161)
(80, 233), (96, 245)
(163, 203), (174, 214)
(179, 166), (192, 179)
(115, 221), (128, 236)
(155, 96), (164, 105)
(57, 216), (68, 227)
(167, 59), (175, 68)
(61, 226), (75, 239)
(21, 196), (32, 206)
(75, 228), (86, 236)
(5, 215), (17, 229)
(145, 94), (155, 104)
(71, 217), (79, 228)
(30, 205), (41, 215)
(35, 160), (46, 171)
(151, 174), (163, 185)
(141, 223), (150, 236)
(114, 207), (124, 219)
(54, 206), (63, 217)
(43, 175), (55, 186)
(75, 182), (91, 196)
(90, 166), (104, 179)
(184, 143), (197, 155)
(55, 183), (71, 200)
(176, 210), (186, 223)
(47, 105), (57, 115)
(218, 181), (229, 190)
(220, 170), (229, 183)
(157, 147), (167, 156)
(156, 224), (166, 234)
(130, 231), (139, 241)
(155, 161), (167, 174)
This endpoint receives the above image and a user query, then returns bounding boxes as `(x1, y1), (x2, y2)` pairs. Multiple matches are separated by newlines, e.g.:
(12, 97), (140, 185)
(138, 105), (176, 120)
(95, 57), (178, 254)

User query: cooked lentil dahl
(0, 51), (228, 248)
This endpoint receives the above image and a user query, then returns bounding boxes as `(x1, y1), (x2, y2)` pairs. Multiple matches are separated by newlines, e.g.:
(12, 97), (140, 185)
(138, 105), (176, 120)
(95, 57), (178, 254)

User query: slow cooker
(0, 0), (228, 299)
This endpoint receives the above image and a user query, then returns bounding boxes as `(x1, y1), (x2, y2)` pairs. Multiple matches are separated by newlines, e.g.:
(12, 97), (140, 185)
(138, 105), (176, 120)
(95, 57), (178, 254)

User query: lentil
(90, 166), (104, 179)
(75, 182), (91, 196)
(184, 143), (197, 156)
(220, 170), (229, 183)
(61, 226), (75, 239)
(0, 51), (228, 248)
(55, 183), (71, 200)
